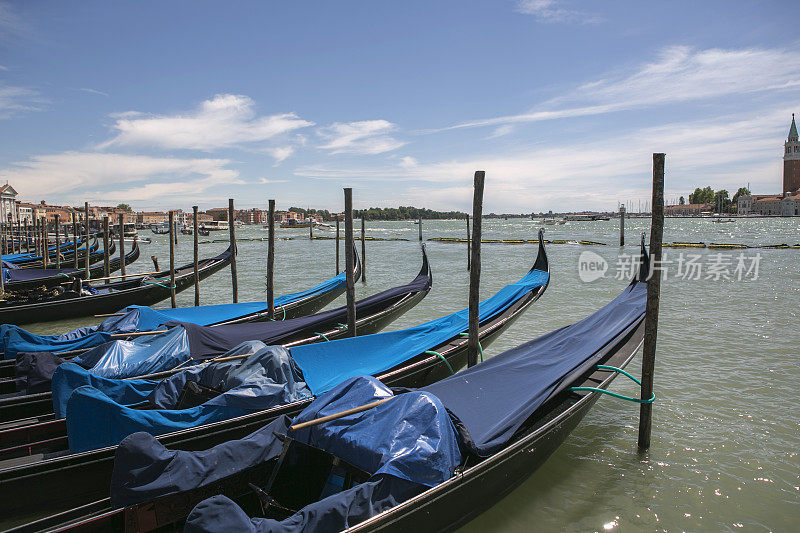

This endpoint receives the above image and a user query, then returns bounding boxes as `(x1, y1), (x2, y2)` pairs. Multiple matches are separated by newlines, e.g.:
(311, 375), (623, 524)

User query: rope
(315, 332), (330, 342)
(458, 332), (483, 362)
(143, 280), (177, 289)
(569, 364), (655, 404)
(423, 350), (455, 375)
(336, 323), (348, 330)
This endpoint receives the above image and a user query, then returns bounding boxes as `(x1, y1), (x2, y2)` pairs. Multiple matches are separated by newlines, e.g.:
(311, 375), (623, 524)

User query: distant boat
(279, 219), (313, 229)
(712, 218), (735, 223)
(180, 228), (193, 235)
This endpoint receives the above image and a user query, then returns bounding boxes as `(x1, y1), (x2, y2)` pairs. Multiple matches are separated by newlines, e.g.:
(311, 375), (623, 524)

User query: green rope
(458, 333), (483, 362)
(143, 281), (177, 289)
(423, 350), (455, 375)
(315, 332), (330, 342)
(569, 365), (655, 404)
(336, 322), (348, 330)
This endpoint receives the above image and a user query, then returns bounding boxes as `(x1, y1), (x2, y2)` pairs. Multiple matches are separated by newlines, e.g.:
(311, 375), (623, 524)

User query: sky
(0, 0), (798, 213)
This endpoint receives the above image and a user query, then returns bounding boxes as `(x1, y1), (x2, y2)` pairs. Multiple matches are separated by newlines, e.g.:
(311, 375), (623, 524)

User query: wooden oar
(290, 397), (393, 431)
(94, 312), (125, 317)
(109, 330), (167, 339)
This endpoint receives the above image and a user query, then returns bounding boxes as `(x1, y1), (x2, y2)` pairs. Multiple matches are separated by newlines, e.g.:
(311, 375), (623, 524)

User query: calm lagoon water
(26, 217), (800, 532)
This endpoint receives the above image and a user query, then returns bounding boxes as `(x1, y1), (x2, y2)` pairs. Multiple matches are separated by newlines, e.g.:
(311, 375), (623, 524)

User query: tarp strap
(569, 364), (655, 404)
(458, 333), (483, 362)
(423, 350), (455, 375)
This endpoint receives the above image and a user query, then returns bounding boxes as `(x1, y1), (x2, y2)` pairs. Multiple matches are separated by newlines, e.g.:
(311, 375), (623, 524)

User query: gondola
(47, 239), (648, 533)
(0, 245), (359, 365)
(197, 227), (210, 237)
(2, 238), (89, 266)
(0, 245), (233, 326)
(5, 238), (101, 269)
(0, 247), (433, 459)
(0, 233), (550, 530)
(0, 240), (141, 293)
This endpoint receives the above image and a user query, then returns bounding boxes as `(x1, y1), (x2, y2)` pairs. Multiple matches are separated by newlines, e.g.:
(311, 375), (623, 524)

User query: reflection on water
(25, 217), (800, 532)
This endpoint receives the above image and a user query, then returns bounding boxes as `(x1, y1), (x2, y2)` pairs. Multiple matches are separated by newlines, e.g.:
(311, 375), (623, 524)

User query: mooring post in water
(466, 214), (471, 272)
(619, 204), (626, 247)
(343, 188), (356, 337)
(309, 218), (313, 240)
(42, 217), (49, 269)
(102, 216), (110, 282)
(228, 198), (238, 303)
(192, 205), (199, 306)
(118, 213), (125, 281)
(16, 217), (21, 254)
(267, 199), (276, 319)
(83, 202), (90, 278)
(72, 213), (78, 269)
(361, 216), (366, 284)
(638, 153), (665, 450)
(418, 216), (423, 241)
(335, 217), (340, 274)
(151, 256), (160, 271)
(54, 214), (61, 268)
(168, 210), (177, 308)
(467, 171), (485, 368)
(0, 226), (4, 294)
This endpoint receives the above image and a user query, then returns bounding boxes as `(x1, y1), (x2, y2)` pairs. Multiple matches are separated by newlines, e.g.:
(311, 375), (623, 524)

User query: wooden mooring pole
(335, 218), (340, 274)
(118, 213), (125, 281)
(83, 202), (90, 278)
(361, 217), (366, 284)
(16, 216), (21, 254)
(168, 210), (177, 308)
(467, 171), (485, 368)
(466, 215), (471, 272)
(42, 218), (48, 269)
(103, 216), (110, 283)
(638, 153), (665, 450)
(418, 216), (423, 241)
(619, 205), (625, 247)
(72, 213), (78, 269)
(267, 199), (276, 319)
(228, 199), (238, 303)
(343, 188), (356, 337)
(193, 206), (200, 306)
(54, 214), (61, 269)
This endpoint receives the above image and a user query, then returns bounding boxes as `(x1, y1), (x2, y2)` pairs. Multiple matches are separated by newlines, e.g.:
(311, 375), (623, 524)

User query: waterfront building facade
(665, 203), (713, 216)
(0, 184), (19, 223)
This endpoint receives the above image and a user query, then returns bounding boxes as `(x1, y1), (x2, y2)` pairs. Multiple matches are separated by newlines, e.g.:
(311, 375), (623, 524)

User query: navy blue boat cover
(110, 279), (644, 533)
(113, 376), (460, 533)
(59, 342), (312, 452)
(0, 271), (347, 359)
(424, 280), (646, 456)
(2, 266), (81, 283)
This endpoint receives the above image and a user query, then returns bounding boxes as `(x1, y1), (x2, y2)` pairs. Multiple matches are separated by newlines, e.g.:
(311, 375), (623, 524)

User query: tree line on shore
(290, 206), (468, 221)
(685, 186), (750, 213)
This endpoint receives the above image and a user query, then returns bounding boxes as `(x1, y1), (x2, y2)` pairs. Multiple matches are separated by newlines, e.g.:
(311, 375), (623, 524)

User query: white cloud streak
(516, 0), (602, 24)
(318, 120), (406, 155)
(0, 84), (42, 118)
(446, 46), (800, 131)
(99, 94), (313, 151)
(0, 152), (240, 205)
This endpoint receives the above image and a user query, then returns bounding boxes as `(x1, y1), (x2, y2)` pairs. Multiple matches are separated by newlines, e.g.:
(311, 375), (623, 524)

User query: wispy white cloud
(515, 0), (602, 25)
(99, 94), (313, 151)
(76, 87), (109, 97)
(0, 65), (8, 71)
(297, 107), (791, 211)
(259, 178), (289, 184)
(0, 83), (43, 118)
(0, 151), (240, 205)
(318, 120), (406, 155)
(267, 146), (295, 165)
(446, 45), (800, 131)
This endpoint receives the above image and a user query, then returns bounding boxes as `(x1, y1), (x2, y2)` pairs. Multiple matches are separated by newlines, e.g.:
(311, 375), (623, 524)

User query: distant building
(664, 203), (713, 216)
(236, 208), (264, 225)
(785, 114), (800, 194)
(274, 210), (304, 223)
(738, 115), (800, 216)
(205, 208), (229, 221)
(137, 211), (168, 225)
(0, 183), (19, 223)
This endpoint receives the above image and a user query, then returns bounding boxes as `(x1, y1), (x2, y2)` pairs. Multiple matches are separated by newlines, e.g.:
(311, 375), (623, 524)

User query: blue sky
(1, 0), (798, 213)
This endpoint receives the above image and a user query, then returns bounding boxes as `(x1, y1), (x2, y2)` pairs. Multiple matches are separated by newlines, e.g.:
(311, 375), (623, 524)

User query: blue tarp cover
(1, 272), (346, 358)
(424, 280), (646, 457)
(2, 266), (80, 283)
(290, 268), (548, 394)
(62, 343), (312, 452)
(114, 376), (459, 533)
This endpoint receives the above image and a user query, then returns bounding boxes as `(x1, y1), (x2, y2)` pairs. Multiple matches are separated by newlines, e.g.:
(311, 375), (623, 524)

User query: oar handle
(289, 397), (392, 431)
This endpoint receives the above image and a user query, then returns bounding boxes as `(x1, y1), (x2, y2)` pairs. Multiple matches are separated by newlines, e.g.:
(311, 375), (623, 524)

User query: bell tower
(784, 114), (800, 194)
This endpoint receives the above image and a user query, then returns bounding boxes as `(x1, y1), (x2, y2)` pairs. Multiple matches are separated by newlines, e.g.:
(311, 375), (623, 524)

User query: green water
(25, 217), (800, 532)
